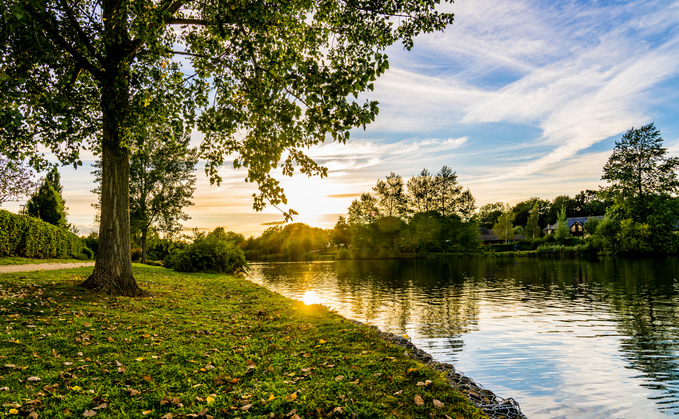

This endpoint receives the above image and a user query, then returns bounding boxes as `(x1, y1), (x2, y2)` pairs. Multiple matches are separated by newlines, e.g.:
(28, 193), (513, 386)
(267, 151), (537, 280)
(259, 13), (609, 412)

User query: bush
(131, 247), (143, 262)
(81, 247), (94, 260)
(335, 248), (351, 260)
(0, 209), (85, 259)
(165, 233), (248, 274)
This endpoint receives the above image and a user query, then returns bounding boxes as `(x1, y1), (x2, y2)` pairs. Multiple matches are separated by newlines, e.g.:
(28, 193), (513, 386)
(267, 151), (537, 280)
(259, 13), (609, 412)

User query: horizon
(4, 0), (679, 238)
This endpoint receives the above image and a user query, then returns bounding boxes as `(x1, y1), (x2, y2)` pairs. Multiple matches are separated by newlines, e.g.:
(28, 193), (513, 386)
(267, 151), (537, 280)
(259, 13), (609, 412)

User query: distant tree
(478, 202), (506, 229)
(456, 188), (477, 222)
(603, 123), (679, 199)
(0, 158), (40, 206)
(373, 172), (407, 218)
(525, 203), (542, 240)
(406, 168), (437, 214)
(492, 210), (515, 244)
(93, 127), (198, 263)
(511, 197), (550, 227)
(434, 166), (462, 218)
(553, 207), (570, 244)
(602, 123), (679, 221)
(347, 193), (380, 226)
(25, 168), (67, 228)
(572, 189), (610, 216)
(332, 216), (351, 248)
(406, 211), (443, 253)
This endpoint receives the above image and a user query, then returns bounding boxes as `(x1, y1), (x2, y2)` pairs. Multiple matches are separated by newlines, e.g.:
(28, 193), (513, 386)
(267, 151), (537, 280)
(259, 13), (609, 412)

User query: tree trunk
(81, 136), (144, 296)
(141, 227), (147, 264)
(80, 21), (145, 296)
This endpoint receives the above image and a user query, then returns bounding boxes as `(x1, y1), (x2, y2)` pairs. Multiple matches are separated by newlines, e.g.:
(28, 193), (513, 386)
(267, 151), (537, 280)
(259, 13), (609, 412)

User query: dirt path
(0, 262), (95, 274)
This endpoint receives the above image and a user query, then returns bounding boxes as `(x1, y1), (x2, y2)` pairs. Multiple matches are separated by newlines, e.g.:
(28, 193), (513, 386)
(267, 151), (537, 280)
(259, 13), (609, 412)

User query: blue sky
(5, 0), (679, 237)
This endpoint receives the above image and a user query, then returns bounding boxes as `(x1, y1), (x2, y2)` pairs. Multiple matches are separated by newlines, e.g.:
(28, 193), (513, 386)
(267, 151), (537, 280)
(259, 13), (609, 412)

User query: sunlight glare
(302, 290), (321, 305)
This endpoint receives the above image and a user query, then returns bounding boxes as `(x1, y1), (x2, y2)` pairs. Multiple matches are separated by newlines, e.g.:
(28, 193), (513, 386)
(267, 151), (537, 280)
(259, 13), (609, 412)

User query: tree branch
(57, 0), (105, 67)
(166, 18), (209, 26)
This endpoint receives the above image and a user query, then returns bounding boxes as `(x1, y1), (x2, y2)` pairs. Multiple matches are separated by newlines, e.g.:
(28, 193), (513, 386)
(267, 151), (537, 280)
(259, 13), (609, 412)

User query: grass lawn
(0, 265), (484, 418)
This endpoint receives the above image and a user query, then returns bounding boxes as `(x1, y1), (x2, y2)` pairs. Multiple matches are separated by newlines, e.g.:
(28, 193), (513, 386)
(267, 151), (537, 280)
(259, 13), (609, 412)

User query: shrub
(131, 247), (143, 262)
(0, 209), (85, 259)
(165, 233), (248, 274)
(335, 248), (351, 260)
(81, 247), (94, 260)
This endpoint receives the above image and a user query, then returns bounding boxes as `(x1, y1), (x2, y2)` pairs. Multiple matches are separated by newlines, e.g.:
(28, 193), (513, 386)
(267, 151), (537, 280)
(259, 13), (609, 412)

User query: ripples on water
(246, 257), (679, 418)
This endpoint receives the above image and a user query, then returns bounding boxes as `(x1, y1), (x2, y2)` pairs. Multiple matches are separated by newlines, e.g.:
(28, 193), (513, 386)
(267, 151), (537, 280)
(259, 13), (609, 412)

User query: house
(543, 216), (605, 237)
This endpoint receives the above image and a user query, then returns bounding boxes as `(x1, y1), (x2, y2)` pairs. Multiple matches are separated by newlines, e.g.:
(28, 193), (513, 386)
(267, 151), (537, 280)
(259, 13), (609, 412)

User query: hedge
(0, 209), (88, 259)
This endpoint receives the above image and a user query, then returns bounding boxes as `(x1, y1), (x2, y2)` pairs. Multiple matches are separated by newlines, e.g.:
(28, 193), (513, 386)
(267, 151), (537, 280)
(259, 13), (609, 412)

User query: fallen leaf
(143, 375), (152, 382)
(8, 409), (18, 415)
(28, 412), (38, 419)
(402, 334), (410, 339)
(93, 403), (107, 410)
(414, 395), (424, 406)
(83, 410), (96, 417)
(27, 376), (41, 382)
(319, 339), (327, 344)
(127, 389), (141, 396)
(268, 394), (275, 401)
(0, 387), (8, 391)
(393, 390), (403, 396)
(142, 410), (153, 415)
(160, 414), (174, 419)
(332, 407), (343, 414)
(302, 353), (311, 358)
(70, 386), (82, 391)
(285, 392), (297, 402)
(433, 399), (445, 408)
(135, 357), (144, 362)
(240, 404), (252, 411)
(334, 375), (344, 381)
(206, 396), (215, 404)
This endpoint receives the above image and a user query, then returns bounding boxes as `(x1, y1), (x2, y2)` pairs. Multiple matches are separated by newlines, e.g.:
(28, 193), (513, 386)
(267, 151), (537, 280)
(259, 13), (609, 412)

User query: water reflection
(247, 257), (679, 418)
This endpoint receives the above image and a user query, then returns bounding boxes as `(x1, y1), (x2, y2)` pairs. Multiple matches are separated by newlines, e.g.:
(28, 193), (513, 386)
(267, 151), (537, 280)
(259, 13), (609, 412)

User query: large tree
(602, 123), (679, 202)
(0, 157), (39, 206)
(1, 0), (454, 295)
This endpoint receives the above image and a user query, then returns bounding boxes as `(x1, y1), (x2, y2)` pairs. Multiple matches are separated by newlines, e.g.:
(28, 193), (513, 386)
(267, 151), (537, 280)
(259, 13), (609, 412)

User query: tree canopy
(0, 0), (454, 295)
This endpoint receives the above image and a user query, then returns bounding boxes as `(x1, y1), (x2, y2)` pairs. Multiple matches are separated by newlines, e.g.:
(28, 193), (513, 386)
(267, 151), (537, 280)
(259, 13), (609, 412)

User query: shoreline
(352, 320), (528, 419)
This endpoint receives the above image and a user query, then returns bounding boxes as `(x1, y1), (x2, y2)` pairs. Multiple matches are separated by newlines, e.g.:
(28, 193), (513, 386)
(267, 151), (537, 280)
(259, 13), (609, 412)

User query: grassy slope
(0, 265), (484, 418)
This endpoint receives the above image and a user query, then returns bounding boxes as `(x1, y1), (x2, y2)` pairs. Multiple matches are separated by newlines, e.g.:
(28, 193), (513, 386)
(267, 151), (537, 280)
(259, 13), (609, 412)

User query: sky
(5, 0), (679, 237)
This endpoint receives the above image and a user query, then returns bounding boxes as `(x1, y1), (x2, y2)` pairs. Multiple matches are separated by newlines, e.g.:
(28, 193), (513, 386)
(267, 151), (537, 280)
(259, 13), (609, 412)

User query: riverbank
(0, 264), (485, 418)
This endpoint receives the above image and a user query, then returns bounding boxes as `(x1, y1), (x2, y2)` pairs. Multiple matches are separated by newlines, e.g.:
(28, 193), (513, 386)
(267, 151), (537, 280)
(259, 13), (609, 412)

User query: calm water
(246, 257), (679, 418)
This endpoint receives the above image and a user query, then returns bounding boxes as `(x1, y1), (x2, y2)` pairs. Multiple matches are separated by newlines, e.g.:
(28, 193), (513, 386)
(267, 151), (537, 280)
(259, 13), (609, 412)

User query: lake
(246, 257), (679, 418)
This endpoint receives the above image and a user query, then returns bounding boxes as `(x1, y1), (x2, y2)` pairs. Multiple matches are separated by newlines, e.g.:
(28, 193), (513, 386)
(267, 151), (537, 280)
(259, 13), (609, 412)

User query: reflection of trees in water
(594, 258), (679, 412)
(252, 257), (679, 413)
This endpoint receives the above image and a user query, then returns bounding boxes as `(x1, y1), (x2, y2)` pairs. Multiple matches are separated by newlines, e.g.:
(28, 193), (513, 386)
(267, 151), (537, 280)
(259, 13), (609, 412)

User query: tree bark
(141, 227), (148, 264)
(80, 8), (145, 296)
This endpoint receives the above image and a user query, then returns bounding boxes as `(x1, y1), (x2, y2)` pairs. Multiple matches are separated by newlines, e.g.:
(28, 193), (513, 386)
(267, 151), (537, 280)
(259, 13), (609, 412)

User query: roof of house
(543, 215), (605, 231)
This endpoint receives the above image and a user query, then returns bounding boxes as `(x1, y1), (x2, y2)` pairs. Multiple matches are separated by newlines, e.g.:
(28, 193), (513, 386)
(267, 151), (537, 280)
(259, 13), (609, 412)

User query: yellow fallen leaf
(285, 392), (297, 401)
(136, 357), (144, 362)
(268, 394), (275, 401)
(206, 396), (215, 404)
(8, 409), (18, 415)
(319, 339), (327, 344)
(142, 409), (153, 415)
(70, 385), (82, 391)
(402, 334), (410, 339)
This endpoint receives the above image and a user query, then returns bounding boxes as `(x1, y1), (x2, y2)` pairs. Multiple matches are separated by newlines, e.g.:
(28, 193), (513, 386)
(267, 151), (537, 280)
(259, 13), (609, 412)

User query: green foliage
(243, 223), (329, 262)
(492, 210), (515, 243)
(478, 202), (506, 229)
(553, 207), (570, 244)
(583, 217), (602, 236)
(373, 172), (407, 217)
(0, 209), (84, 259)
(25, 170), (67, 228)
(165, 228), (248, 274)
(525, 203), (542, 240)
(602, 123), (679, 203)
